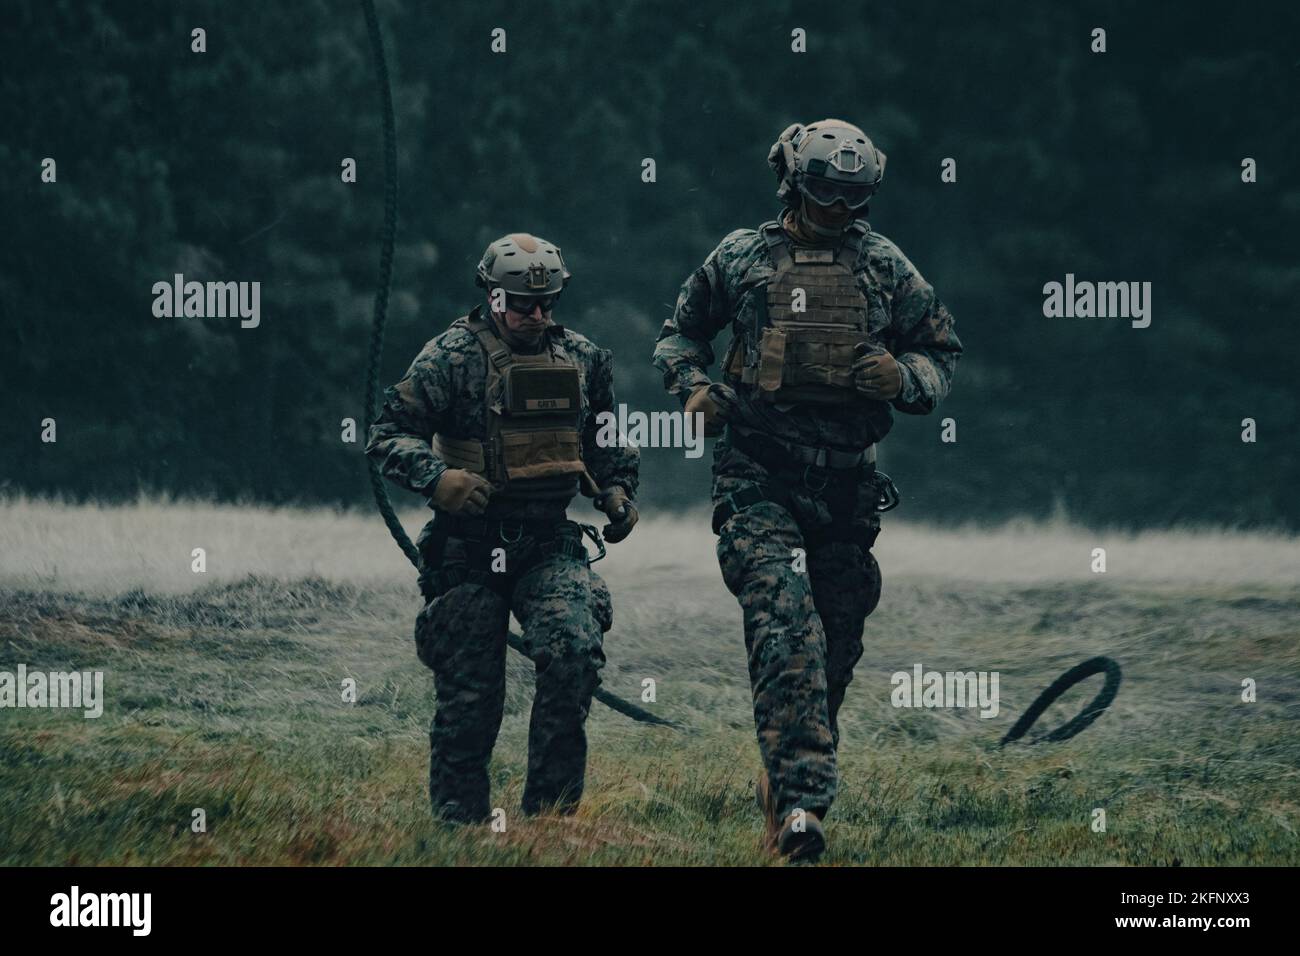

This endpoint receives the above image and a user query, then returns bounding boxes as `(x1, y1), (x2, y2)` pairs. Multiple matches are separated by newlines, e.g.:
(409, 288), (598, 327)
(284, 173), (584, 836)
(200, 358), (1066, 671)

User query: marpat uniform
(368, 233), (639, 822)
(652, 121), (962, 859)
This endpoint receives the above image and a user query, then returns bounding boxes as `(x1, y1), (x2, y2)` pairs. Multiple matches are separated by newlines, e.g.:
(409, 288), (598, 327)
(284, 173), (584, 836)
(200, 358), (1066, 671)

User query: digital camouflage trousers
(414, 528), (612, 823)
(713, 439), (883, 822)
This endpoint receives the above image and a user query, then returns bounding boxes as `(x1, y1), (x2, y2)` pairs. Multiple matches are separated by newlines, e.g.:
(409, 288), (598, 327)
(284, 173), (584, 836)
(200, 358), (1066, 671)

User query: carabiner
(873, 471), (901, 513)
(578, 523), (607, 564)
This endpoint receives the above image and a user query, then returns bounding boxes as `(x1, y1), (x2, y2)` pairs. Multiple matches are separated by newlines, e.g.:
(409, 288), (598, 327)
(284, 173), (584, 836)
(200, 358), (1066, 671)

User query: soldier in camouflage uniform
(652, 120), (962, 860)
(367, 233), (639, 823)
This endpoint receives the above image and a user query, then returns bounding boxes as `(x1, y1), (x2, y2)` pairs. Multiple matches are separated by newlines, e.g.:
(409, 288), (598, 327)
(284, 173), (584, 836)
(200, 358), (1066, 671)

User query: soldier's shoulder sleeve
(863, 232), (963, 415)
(652, 229), (763, 404)
(556, 325), (596, 352)
(430, 323), (482, 365)
(399, 331), (466, 398)
(716, 226), (762, 258)
(574, 333), (640, 498)
(563, 329), (614, 411)
(859, 231), (911, 286)
(363, 328), (465, 496)
(714, 228), (769, 288)
(555, 327), (602, 373)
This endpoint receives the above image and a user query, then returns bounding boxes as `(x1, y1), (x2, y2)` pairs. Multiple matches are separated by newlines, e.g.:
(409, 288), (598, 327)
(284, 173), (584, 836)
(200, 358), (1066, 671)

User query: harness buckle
(499, 521), (524, 544)
(802, 464), (829, 493)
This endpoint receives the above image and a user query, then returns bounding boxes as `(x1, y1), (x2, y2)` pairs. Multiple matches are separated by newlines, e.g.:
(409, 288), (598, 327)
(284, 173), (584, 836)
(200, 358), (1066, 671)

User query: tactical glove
(852, 343), (903, 400)
(431, 468), (492, 516)
(594, 487), (638, 543)
(685, 383), (728, 437)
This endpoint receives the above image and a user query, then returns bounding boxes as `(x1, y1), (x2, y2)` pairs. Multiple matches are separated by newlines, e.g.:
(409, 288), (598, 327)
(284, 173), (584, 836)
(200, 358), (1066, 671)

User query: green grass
(1, 499), (1297, 865)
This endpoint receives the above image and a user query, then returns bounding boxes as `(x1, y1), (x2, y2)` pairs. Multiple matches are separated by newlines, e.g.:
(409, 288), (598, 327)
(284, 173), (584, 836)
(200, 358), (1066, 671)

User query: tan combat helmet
(474, 233), (571, 296)
(768, 118), (886, 213)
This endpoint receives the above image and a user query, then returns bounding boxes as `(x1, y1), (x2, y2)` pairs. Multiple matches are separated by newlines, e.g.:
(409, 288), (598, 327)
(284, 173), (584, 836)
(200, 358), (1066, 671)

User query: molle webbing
(432, 433), (486, 472)
(766, 247), (869, 328)
(435, 311), (585, 499)
(499, 428), (584, 481)
(745, 324), (865, 394)
(739, 222), (873, 404)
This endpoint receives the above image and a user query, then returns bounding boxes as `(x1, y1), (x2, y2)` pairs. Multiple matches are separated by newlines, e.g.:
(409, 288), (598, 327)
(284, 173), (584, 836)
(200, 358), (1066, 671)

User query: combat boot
(430, 753), (491, 824)
(777, 810), (826, 862)
(755, 770), (782, 852)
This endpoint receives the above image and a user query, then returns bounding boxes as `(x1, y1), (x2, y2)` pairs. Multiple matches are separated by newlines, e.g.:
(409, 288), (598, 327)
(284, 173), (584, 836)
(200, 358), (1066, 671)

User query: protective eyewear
(799, 174), (876, 210)
(504, 293), (560, 314)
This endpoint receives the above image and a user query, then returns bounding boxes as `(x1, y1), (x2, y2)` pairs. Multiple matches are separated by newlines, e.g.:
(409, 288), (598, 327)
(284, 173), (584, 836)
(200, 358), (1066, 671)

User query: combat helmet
(767, 119), (886, 213)
(474, 233), (571, 296)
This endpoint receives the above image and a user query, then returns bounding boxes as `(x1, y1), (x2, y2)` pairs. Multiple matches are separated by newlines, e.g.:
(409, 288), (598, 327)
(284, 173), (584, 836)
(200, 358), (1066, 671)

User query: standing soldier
(368, 233), (639, 823)
(652, 120), (962, 860)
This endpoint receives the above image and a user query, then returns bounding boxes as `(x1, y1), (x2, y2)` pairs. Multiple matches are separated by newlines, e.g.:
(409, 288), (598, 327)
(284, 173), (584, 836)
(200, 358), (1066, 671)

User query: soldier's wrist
(423, 465), (449, 498)
(891, 363), (916, 404)
(682, 379), (712, 406)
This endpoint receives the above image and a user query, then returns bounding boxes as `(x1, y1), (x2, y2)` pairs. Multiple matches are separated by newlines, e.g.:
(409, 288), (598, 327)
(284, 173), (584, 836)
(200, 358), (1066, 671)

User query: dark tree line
(3, 0), (1297, 528)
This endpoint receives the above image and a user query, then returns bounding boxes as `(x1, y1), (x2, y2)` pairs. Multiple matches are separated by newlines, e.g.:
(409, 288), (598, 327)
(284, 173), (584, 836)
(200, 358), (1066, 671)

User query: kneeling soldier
(367, 233), (639, 822)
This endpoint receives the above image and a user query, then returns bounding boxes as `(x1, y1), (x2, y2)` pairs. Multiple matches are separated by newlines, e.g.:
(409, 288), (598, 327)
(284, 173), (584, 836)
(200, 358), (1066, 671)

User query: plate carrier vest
(726, 219), (876, 405)
(431, 309), (586, 500)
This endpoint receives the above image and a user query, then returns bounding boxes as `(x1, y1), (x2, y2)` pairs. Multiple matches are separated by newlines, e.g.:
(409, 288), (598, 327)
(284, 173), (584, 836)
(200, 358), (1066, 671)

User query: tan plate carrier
(432, 311), (587, 500)
(726, 220), (876, 405)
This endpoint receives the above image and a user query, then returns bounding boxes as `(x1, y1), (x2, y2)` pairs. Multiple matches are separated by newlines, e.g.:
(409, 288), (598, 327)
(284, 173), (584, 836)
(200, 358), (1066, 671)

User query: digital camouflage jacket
(653, 221), (963, 450)
(367, 307), (639, 521)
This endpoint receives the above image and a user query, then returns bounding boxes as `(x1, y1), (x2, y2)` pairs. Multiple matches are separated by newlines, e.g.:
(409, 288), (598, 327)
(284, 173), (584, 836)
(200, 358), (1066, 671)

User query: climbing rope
(999, 656), (1123, 746)
(359, 0), (416, 569)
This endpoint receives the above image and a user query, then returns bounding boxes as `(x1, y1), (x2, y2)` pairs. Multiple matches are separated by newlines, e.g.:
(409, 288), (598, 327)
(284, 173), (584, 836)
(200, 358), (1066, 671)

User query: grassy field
(1, 495), (1297, 866)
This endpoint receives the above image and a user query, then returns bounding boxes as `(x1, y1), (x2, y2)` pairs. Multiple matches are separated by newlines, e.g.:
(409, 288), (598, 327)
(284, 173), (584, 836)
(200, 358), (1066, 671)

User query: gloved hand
(852, 343), (902, 400)
(685, 383), (728, 437)
(431, 468), (492, 516)
(594, 487), (638, 543)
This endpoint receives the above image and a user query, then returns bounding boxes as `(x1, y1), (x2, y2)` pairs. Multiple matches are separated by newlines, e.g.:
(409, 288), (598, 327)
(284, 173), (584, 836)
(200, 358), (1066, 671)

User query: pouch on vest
(742, 221), (877, 406)
(756, 327), (787, 393)
(441, 311), (589, 500)
(432, 434), (487, 473)
(769, 324), (863, 396)
(504, 364), (582, 415)
(500, 427), (585, 481)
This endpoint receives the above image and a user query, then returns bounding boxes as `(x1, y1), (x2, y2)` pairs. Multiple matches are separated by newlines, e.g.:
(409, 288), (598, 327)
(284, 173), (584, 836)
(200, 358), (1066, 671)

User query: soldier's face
(494, 294), (553, 340)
